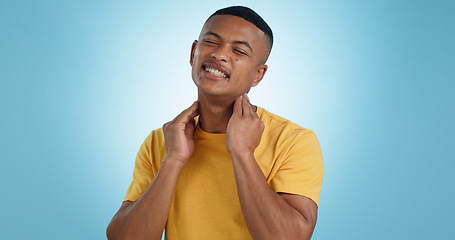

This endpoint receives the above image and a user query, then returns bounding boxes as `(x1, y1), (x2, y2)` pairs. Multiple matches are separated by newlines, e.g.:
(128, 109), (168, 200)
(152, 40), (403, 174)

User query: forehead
(199, 15), (266, 45)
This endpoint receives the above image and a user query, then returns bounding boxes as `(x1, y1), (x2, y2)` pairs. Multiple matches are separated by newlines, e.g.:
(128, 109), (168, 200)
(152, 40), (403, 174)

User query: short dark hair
(207, 6), (273, 48)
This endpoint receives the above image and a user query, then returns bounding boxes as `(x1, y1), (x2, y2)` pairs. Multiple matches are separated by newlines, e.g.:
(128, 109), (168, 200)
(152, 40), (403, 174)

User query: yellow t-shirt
(124, 107), (324, 239)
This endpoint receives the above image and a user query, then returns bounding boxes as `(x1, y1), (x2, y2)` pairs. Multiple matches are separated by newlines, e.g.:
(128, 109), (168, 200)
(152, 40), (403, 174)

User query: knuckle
(163, 121), (174, 131)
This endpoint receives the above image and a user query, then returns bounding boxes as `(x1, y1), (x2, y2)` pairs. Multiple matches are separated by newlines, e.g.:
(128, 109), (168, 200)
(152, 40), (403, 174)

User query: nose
(211, 44), (229, 62)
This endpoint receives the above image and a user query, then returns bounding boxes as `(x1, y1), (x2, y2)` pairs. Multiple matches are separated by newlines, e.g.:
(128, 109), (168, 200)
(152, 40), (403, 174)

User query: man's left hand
(226, 93), (264, 157)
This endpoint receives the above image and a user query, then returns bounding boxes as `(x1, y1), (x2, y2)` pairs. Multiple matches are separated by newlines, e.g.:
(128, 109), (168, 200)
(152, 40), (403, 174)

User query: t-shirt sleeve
(270, 130), (324, 207)
(123, 132), (158, 202)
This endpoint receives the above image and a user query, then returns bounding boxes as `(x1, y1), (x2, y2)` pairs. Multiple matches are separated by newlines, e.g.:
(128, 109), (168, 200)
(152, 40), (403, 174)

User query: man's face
(190, 15), (269, 102)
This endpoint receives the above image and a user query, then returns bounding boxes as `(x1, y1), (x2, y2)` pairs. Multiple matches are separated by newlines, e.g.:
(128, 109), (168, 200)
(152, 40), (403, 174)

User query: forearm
(231, 152), (313, 240)
(107, 158), (184, 240)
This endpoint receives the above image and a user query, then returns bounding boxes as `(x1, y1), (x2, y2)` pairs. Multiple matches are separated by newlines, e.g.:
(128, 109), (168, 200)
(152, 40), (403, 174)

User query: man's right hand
(162, 101), (200, 167)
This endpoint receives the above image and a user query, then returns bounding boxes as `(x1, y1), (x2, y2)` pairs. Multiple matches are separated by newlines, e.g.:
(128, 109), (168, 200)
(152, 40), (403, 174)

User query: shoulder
(257, 107), (318, 142)
(142, 128), (165, 146)
(256, 107), (322, 162)
(150, 127), (165, 141)
(137, 128), (166, 160)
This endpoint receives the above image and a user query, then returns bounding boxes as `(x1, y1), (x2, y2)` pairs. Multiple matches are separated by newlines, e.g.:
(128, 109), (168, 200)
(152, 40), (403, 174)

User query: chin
(195, 80), (226, 95)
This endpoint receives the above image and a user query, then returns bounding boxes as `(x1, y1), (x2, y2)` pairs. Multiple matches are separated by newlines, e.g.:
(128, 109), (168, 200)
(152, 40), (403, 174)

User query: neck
(197, 94), (234, 134)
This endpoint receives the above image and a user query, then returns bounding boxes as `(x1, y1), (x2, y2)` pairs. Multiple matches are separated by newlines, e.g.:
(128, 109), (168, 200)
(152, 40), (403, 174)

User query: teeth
(205, 67), (228, 78)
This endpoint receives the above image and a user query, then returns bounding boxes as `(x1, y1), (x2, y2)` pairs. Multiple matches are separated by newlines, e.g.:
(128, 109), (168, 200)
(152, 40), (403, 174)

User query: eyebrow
(203, 31), (254, 53)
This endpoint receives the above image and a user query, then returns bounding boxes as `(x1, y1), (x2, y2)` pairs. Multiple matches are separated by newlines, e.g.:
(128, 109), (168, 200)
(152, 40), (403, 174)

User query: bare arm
(226, 94), (318, 240)
(106, 102), (199, 240)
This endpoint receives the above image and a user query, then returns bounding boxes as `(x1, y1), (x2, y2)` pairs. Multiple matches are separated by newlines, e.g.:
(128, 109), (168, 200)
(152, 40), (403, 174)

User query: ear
(190, 40), (198, 66)
(252, 64), (268, 87)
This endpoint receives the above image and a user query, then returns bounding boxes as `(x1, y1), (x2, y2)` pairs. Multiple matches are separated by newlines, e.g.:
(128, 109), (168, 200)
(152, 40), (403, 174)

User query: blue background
(1, 0), (454, 239)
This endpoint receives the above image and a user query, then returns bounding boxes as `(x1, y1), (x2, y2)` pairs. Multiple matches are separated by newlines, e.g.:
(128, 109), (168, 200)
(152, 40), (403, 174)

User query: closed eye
(234, 48), (248, 56)
(204, 40), (218, 45)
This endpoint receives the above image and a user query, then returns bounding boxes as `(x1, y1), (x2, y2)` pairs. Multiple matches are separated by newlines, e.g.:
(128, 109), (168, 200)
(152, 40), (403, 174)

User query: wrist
(228, 148), (254, 161)
(162, 155), (188, 172)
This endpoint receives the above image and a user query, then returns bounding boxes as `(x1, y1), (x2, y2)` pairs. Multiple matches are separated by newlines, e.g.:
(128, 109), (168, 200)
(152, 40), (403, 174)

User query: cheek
(191, 60), (200, 81)
(192, 51), (199, 66)
(191, 51), (203, 73)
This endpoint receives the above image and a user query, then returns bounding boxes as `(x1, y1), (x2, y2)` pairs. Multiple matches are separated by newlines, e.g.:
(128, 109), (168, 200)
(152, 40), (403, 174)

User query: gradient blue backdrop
(1, 0), (454, 239)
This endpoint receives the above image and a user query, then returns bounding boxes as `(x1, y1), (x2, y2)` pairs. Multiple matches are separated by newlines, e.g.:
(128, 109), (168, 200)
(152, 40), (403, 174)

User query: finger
(189, 103), (200, 119)
(162, 122), (170, 131)
(184, 117), (196, 135)
(184, 107), (199, 131)
(245, 93), (255, 116)
(233, 95), (242, 116)
(177, 101), (199, 124)
(184, 102), (200, 122)
(169, 101), (197, 124)
(169, 113), (180, 124)
(242, 93), (250, 116)
(251, 106), (258, 117)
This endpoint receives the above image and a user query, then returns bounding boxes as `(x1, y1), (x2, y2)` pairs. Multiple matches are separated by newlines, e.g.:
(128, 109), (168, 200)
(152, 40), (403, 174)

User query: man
(107, 6), (323, 240)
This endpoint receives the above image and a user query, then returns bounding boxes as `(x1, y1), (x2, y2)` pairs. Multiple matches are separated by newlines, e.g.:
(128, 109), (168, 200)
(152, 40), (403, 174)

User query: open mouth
(203, 65), (230, 79)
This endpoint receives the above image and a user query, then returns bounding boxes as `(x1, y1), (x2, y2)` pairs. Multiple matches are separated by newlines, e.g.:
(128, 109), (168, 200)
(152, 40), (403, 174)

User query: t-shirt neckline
(194, 107), (263, 140)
